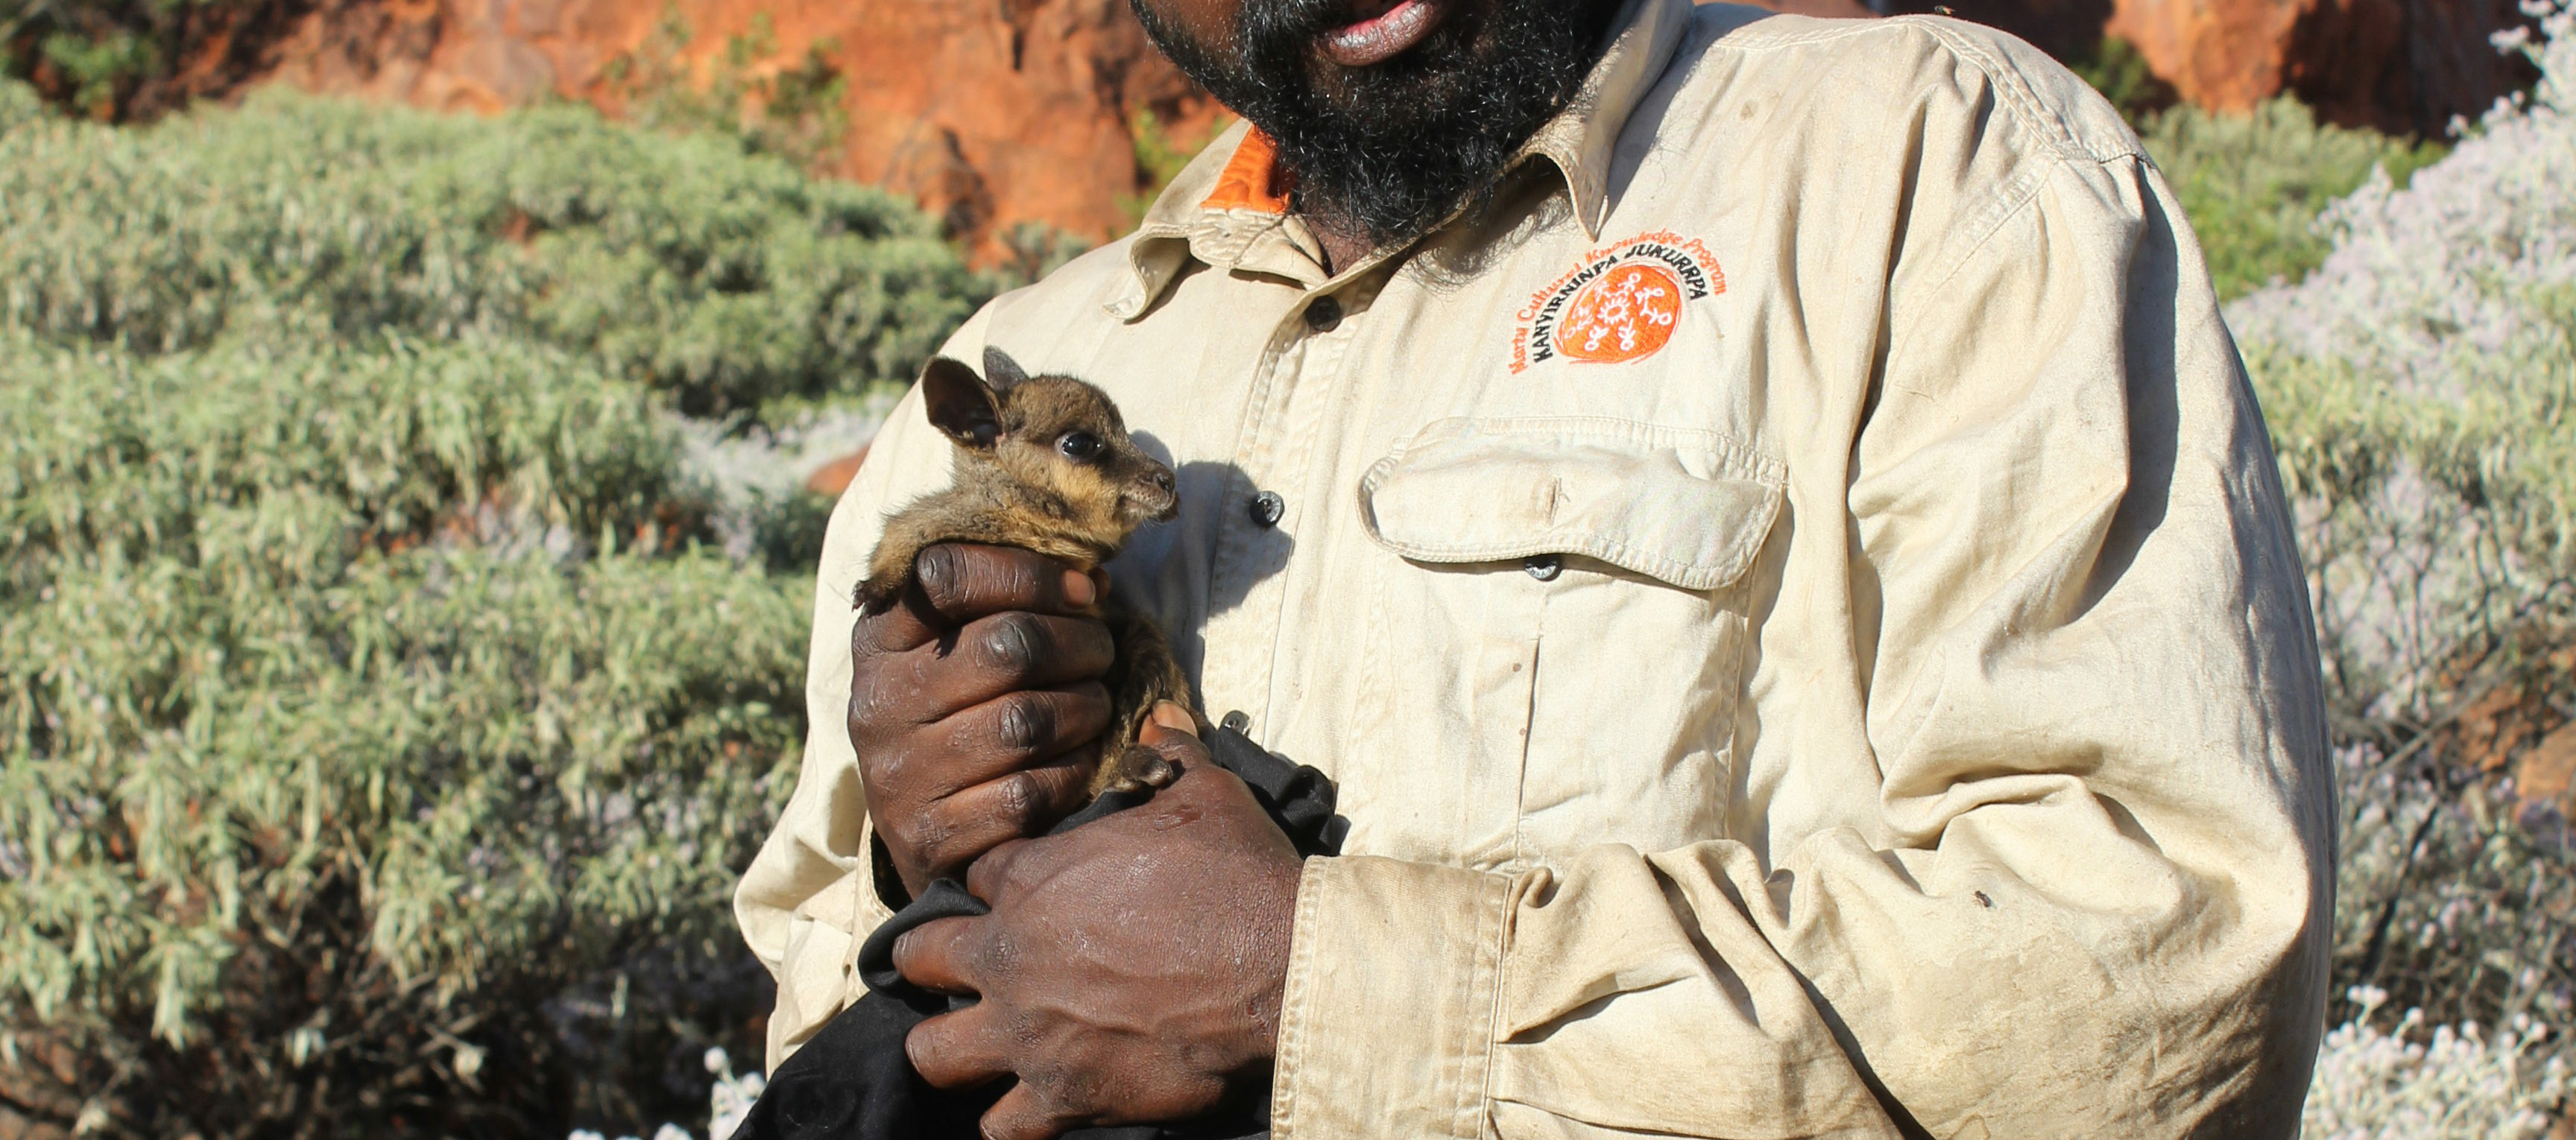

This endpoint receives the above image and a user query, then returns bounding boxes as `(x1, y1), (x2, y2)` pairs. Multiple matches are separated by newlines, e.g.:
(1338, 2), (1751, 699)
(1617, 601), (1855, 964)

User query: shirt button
(1248, 491), (1287, 528)
(1524, 554), (1562, 581)
(1303, 296), (1342, 332)
(1220, 711), (1251, 735)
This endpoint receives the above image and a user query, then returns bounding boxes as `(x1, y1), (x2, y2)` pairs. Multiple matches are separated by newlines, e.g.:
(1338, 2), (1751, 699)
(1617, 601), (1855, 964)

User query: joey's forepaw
(851, 574), (905, 613)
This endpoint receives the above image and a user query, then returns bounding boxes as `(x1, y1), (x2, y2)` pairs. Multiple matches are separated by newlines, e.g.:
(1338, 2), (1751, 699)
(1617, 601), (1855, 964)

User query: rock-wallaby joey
(855, 347), (1200, 796)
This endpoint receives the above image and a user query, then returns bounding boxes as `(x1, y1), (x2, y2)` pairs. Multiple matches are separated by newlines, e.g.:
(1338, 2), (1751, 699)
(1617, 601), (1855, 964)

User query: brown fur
(856, 347), (1202, 797)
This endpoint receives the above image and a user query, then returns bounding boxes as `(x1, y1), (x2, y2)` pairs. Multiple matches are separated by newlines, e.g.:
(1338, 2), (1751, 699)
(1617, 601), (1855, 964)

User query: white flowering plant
(2305, 987), (2572, 1139)
(2212, 0), (2576, 1127)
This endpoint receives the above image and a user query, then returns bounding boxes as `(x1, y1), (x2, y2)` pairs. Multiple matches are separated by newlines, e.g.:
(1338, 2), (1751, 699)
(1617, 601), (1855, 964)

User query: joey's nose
(1126, 464), (1181, 522)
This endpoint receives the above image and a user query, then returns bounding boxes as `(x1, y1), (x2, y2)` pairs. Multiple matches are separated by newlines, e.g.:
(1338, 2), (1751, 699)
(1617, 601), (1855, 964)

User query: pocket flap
(1358, 417), (1784, 592)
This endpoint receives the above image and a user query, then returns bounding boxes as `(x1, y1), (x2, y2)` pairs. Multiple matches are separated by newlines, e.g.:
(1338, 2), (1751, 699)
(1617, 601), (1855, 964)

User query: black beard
(1134, 0), (1620, 247)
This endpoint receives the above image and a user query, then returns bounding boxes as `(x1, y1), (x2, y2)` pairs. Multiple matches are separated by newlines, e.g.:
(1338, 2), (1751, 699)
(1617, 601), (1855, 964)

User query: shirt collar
(1109, 0), (1695, 320)
(1517, 0), (1696, 240)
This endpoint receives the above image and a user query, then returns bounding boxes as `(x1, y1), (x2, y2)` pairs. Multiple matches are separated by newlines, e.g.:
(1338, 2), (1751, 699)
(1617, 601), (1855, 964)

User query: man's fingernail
(1064, 569), (1097, 607)
(1149, 701), (1197, 736)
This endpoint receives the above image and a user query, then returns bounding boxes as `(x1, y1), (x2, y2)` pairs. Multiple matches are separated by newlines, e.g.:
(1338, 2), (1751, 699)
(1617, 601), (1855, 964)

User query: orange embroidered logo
(1511, 230), (1724, 373)
(1556, 263), (1682, 362)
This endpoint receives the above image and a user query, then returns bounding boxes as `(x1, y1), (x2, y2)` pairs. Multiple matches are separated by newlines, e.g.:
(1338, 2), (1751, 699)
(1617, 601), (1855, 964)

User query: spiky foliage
(0, 82), (972, 1137)
(0, 83), (982, 419)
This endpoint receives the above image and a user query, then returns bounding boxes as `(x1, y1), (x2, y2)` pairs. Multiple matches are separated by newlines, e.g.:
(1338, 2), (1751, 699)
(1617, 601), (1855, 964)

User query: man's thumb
(1140, 700), (1200, 742)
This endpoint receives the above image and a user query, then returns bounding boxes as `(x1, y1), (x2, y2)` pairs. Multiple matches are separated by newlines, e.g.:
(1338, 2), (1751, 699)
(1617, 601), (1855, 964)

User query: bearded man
(736, 0), (2335, 1135)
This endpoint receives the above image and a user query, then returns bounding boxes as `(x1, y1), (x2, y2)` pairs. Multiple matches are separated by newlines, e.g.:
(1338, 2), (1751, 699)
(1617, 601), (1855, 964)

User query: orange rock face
(2104, 0), (2301, 110)
(262, 0), (1225, 260)
(1913, 0), (2533, 133)
(2106, 0), (2536, 131)
(253, 0), (1898, 261)
(247, 0), (2520, 262)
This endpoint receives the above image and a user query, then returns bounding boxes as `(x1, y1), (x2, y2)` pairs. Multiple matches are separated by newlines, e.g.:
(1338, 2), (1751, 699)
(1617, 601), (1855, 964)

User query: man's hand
(850, 543), (1116, 899)
(893, 708), (1305, 1140)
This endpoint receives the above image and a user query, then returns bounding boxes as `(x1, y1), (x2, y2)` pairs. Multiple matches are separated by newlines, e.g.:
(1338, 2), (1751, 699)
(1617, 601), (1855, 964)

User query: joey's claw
(853, 574), (902, 613)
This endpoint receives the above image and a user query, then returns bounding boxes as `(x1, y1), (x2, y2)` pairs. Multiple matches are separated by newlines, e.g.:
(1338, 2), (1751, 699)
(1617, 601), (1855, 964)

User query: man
(736, 0), (2335, 1133)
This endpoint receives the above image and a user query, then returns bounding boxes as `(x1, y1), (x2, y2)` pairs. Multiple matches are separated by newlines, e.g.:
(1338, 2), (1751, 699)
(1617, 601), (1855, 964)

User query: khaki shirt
(736, 1), (2335, 1136)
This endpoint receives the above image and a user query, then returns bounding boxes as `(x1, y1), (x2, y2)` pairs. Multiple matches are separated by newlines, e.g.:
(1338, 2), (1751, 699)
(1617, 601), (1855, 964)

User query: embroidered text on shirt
(1512, 229), (1726, 373)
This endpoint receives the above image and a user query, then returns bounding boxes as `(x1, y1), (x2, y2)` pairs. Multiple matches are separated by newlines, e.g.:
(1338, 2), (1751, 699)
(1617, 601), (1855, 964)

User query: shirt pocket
(1348, 417), (1783, 869)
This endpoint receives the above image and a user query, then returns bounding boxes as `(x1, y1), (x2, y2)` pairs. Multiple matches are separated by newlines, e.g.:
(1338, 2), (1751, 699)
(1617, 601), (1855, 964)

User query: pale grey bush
(675, 392), (900, 566)
(2306, 987), (2571, 1139)
(2233, 0), (2576, 718)
(2223, 0), (2576, 1124)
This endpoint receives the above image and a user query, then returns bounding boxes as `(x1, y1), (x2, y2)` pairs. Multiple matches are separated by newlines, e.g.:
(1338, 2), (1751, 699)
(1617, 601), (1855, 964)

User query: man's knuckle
(980, 928), (1020, 978)
(857, 747), (903, 790)
(991, 692), (1055, 753)
(847, 690), (888, 744)
(915, 544), (966, 598)
(988, 770), (1038, 827)
(977, 613), (1044, 677)
(850, 667), (923, 732)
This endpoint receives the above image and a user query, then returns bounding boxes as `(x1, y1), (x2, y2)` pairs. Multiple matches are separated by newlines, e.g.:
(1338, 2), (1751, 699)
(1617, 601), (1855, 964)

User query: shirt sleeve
(1267, 151), (2335, 1138)
(734, 311), (993, 1072)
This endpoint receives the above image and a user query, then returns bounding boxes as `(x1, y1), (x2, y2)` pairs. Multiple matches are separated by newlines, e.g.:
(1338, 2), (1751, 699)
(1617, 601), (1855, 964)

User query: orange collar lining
(1198, 128), (1292, 215)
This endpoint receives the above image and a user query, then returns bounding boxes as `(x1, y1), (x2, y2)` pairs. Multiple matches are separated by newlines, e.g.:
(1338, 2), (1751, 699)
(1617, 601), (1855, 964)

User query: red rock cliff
(250, 0), (2523, 261)
(262, 0), (1226, 260)
(1904, 0), (2534, 134)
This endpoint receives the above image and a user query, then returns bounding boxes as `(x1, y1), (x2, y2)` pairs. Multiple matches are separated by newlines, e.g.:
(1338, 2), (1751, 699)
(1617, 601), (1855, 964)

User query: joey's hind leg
(1090, 604), (1203, 797)
(1094, 742), (1180, 797)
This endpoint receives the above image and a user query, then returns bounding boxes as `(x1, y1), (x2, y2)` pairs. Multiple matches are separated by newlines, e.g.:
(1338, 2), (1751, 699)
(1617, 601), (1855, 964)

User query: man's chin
(1139, 0), (1611, 242)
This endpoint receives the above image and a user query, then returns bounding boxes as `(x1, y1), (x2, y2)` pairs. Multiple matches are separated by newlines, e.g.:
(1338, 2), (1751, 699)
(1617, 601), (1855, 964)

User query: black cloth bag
(729, 726), (1345, 1140)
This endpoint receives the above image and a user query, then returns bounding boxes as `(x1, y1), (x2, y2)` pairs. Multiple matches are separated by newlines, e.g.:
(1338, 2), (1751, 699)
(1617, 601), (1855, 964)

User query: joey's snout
(1124, 463), (1180, 523)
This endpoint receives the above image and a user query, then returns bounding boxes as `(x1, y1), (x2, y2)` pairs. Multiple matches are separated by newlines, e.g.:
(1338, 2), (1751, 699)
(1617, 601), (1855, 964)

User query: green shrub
(0, 79), (959, 1136)
(0, 84), (984, 419)
(2141, 98), (2445, 301)
(0, 329), (812, 1136)
(2066, 36), (2176, 122)
(0, 335), (679, 574)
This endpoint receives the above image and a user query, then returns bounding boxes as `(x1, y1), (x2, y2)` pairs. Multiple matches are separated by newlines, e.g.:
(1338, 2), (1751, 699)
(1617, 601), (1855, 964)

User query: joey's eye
(1058, 431), (1105, 462)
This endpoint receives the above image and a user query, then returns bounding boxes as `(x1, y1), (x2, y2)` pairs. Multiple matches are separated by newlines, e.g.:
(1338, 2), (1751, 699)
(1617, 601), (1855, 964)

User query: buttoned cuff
(1269, 855), (1516, 1140)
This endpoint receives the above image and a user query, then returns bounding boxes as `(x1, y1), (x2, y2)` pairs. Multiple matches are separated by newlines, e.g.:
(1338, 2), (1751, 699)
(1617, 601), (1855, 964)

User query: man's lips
(1319, 0), (1447, 67)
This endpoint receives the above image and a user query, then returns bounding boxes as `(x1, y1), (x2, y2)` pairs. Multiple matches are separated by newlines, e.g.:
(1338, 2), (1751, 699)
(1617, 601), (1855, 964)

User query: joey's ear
(921, 356), (1002, 448)
(982, 346), (1032, 392)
